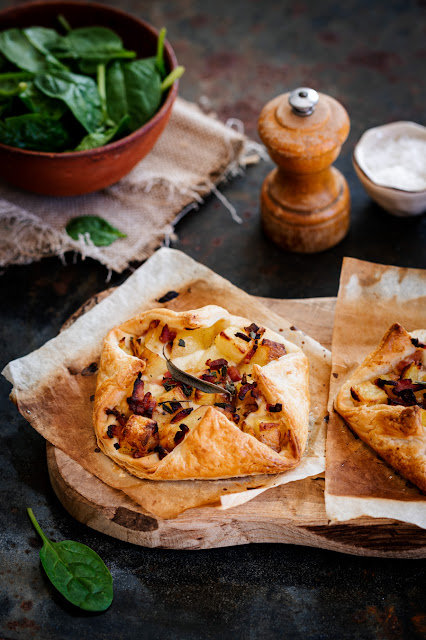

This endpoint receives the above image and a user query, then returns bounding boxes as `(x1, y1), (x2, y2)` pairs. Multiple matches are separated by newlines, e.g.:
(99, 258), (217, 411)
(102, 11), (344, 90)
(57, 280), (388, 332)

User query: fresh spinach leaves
(0, 28), (63, 72)
(0, 20), (184, 153)
(0, 113), (71, 150)
(27, 508), (113, 612)
(66, 215), (127, 246)
(35, 71), (103, 133)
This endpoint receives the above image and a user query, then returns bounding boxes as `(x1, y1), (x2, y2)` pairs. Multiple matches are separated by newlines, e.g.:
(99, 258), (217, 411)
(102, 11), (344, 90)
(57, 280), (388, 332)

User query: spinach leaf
(27, 508), (113, 612)
(105, 60), (127, 125)
(19, 81), (66, 118)
(75, 115), (129, 150)
(24, 27), (70, 63)
(0, 113), (71, 151)
(64, 26), (135, 73)
(0, 28), (62, 72)
(66, 215), (127, 246)
(106, 58), (162, 132)
(35, 71), (103, 133)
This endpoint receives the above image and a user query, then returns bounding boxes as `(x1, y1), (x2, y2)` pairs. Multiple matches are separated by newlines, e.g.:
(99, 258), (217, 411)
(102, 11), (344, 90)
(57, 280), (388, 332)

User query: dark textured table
(1, 1), (426, 639)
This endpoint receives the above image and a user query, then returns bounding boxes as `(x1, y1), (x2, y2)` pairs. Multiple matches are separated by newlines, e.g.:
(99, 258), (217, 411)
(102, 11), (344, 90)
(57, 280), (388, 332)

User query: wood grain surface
(48, 295), (426, 557)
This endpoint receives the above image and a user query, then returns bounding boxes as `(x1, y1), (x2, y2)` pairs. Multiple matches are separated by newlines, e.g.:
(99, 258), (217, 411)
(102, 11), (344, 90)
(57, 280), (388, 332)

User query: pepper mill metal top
(288, 87), (319, 116)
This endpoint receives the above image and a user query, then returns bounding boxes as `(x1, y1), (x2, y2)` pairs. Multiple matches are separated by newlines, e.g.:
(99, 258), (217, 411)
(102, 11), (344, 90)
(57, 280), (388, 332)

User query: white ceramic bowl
(353, 121), (426, 217)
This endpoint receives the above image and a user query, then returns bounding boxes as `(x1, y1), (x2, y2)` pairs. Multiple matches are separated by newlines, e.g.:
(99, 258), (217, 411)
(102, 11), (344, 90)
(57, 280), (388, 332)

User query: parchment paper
(325, 258), (426, 530)
(3, 247), (330, 519)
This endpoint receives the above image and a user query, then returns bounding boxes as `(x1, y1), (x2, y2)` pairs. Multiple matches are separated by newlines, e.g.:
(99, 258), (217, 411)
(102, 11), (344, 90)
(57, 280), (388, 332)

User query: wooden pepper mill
(258, 87), (350, 253)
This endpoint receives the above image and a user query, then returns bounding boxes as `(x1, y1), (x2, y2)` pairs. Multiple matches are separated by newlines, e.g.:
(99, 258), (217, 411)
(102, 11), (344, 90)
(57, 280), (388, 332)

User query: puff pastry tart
(335, 323), (426, 492)
(94, 305), (310, 480)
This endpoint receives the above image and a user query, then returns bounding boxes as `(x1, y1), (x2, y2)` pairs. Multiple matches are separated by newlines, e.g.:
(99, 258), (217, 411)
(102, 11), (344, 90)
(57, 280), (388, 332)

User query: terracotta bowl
(0, 1), (179, 196)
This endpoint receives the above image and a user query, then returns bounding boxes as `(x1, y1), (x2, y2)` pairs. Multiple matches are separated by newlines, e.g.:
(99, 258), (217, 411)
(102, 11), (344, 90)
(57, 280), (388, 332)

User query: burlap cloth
(0, 97), (257, 273)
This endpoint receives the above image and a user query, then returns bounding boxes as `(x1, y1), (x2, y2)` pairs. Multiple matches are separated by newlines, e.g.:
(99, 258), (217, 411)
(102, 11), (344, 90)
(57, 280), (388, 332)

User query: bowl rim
(352, 153), (426, 198)
(353, 120), (426, 194)
(0, 0), (179, 159)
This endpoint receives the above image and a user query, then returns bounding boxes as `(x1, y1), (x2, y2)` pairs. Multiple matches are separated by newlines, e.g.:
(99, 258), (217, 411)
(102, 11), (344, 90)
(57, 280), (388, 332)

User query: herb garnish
(178, 338), (186, 347)
(163, 346), (232, 396)
(27, 508), (113, 611)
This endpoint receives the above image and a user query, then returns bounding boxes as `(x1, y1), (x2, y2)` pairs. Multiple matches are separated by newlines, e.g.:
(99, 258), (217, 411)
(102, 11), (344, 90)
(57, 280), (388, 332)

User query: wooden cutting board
(47, 296), (426, 557)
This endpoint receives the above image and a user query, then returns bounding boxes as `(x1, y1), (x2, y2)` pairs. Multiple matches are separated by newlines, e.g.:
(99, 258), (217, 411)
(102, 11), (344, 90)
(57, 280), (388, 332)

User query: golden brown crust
(94, 305), (310, 480)
(335, 323), (426, 492)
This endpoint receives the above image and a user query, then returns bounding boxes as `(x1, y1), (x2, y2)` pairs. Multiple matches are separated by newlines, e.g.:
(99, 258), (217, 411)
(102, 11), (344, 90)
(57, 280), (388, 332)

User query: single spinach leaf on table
(74, 114), (129, 150)
(27, 508), (113, 612)
(0, 28), (63, 72)
(35, 71), (103, 133)
(0, 113), (71, 151)
(66, 215), (127, 246)
(106, 58), (162, 132)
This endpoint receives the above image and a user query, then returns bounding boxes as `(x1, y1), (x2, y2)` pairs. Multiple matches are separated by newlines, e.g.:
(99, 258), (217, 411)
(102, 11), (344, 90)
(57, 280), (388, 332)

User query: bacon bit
(350, 387), (360, 401)
(244, 345), (258, 363)
(267, 402), (282, 413)
(160, 324), (177, 344)
(241, 373), (247, 385)
(411, 337), (426, 349)
(105, 408), (127, 428)
(208, 358), (228, 370)
(149, 318), (160, 329)
(127, 386), (157, 418)
(171, 407), (193, 423)
(398, 389), (417, 405)
(262, 339), (287, 358)
(244, 323), (260, 334)
(238, 382), (256, 400)
(132, 373), (145, 402)
(107, 423), (121, 439)
(397, 351), (423, 373)
(375, 378), (397, 389)
(233, 413), (240, 424)
(394, 378), (426, 394)
(235, 331), (251, 343)
(251, 386), (261, 399)
(174, 423), (190, 445)
(132, 451), (144, 458)
(154, 445), (168, 460)
(228, 366), (242, 382)
(119, 337), (125, 345)
(200, 373), (217, 383)
(242, 402), (258, 418)
(163, 371), (173, 379)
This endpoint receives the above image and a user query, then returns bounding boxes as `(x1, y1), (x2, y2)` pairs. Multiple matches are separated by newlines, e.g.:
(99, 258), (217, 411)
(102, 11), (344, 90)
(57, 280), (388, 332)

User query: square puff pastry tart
(335, 323), (426, 492)
(94, 305), (310, 481)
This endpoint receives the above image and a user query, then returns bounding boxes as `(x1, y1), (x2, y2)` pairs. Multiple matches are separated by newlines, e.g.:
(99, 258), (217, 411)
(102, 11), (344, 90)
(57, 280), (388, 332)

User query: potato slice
(350, 381), (388, 404)
(402, 362), (422, 380)
(214, 326), (252, 363)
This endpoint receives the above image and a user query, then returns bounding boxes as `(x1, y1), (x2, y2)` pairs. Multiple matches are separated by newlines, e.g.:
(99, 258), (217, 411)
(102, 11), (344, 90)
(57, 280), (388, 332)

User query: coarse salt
(362, 133), (426, 192)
